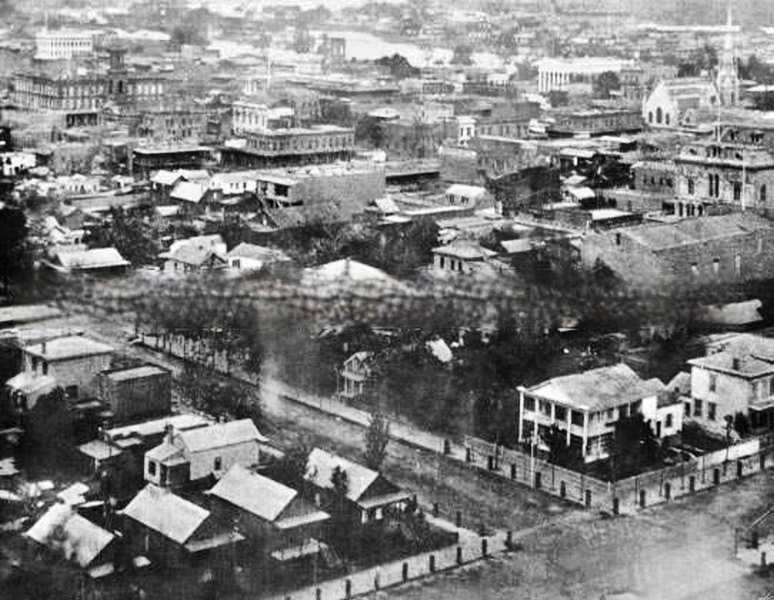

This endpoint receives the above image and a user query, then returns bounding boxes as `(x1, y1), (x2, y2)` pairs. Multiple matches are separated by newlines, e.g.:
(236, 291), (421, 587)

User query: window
(214, 457), (222, 470)
(42, 361), (48, 375)
(571, 410), (584, 426)
(65, 385), (78, 400)
(687, 178), (695, 195)
(769, 377), (774, 397)
(656, 107), (663, 124)
(733, 182), (742, 201)
(555, 405), (567, 421)
(615, 232), (621, 246)
(539, 399), (551, 416)
(665, 413), (673, 428)
(684, 401), (691, 417)
(694, 399), (703, 418)
(523, 396), (535, 411)
(761, 185), (768, 204)
(708, 402), (717, 421)
(630, 400), (641, 414)
(619, 404), (629, 418)
(606, 408), (615, 421)
(709, 373), (716, 392)
(148, 461), (156, 476)
(232, 258), (241, 269)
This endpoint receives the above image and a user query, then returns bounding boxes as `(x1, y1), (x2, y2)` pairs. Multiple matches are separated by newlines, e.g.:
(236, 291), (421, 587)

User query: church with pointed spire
(716, 3), (740, 106)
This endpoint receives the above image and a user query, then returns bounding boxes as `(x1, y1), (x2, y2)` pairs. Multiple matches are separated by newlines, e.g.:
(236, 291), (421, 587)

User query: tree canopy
(0, 206), (30, 294)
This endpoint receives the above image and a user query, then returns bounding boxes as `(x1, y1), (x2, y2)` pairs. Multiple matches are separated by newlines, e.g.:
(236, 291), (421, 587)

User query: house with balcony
(517, 363), (676, 463)
(685, 334), (774, 434)
(339, 351), (374, 400)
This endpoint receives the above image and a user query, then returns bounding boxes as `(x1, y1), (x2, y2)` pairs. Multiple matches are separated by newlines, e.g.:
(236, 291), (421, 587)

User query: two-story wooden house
(144, 419), (267, 487)
(518, 363), (680, 463)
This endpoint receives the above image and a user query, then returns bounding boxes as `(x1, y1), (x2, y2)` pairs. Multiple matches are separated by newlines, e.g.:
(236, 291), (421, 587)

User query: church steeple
(716, 1), (739, 106)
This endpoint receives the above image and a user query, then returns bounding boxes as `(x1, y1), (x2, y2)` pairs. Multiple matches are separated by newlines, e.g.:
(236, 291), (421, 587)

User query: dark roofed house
(304, 448), (411, 524)
(207, 465), (329, 561)
(121, 484), (243, 566)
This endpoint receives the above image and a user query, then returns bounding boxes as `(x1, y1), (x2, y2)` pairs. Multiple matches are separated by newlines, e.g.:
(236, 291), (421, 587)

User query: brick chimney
(164, 423), (174, 444)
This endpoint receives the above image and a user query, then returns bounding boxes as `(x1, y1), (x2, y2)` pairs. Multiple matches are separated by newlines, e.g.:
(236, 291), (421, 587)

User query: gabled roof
(303, 258), (397, 285)
(26, 503), (114, 568)
(524, 363), (664, 412)
(55, 247), (130, 270)
(688, 335), (774, 377)
(160, 235), (227, 267)
(150, 170), (181, 186)
(4, 372), (57, 396)
(208, 465), (296, 522)
(305, 448), (379, 503)
(170, 181), (208, 204)
(227, 242), (290, 263)
(24, 335), (114, 360)
(177, 419), (267, 454)
(122, 484), (209, 544)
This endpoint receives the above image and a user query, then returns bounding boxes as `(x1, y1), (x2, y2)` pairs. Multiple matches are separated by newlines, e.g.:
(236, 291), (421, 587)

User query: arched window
(665, 113), (670, 125)
(656, 107), (663, 124)
(648, 111), (653, 123)
(761, 185), (767, 203)
(687, 179), (695, 195)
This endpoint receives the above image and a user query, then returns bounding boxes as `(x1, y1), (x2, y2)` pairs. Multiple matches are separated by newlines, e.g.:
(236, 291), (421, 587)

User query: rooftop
(616, 213), (773, 252)
(26, 503), (114, 568)
(523, 363), (664, 412)
(122, 484), (209, 544)
(55, 247), (130, 270)
(305, 448), (379, 503)
(177, 418), (267, 453)
(24, 335), (113, 360)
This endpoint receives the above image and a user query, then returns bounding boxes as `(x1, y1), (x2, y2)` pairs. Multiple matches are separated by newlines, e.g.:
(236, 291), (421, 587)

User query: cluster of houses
(0, 305), (411, 584)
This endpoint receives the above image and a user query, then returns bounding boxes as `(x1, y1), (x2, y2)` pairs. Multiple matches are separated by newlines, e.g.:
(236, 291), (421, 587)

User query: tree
(451, 44), (474, 66)
(355, 115), (385, 149)
(734, 411), (751, 437)
(329, 465), (351, 551)
(84, 207), (161, 266)
(0, 206), (30, 296)
(593, 71), (621, 99)
(375, 53), (420, 79)
(609, 413), (661, 479)
(273, 438), (311, 489)
(364, 411), (390, 470)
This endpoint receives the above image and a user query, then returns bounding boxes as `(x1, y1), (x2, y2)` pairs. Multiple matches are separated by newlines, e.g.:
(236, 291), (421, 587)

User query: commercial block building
(581, 213), (774, 290)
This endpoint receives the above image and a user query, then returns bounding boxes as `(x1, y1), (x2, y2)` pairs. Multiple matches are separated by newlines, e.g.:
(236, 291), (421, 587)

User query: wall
(25, 352), (112, 398)
(188, 441), (260, 481)
(690, 366), (755, 424)
(97, 369), (171, 422)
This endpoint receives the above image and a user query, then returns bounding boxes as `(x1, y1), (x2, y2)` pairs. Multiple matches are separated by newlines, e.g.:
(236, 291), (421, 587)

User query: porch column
(581, 411), (589, 459)
(518, 390), (525, 442)
(566, 407), (572, 446)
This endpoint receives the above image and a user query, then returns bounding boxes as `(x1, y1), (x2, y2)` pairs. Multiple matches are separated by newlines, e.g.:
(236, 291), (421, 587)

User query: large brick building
(674, 140), (774, 217)
(221, 125), (354, 168)
(581, 213), (774, 290)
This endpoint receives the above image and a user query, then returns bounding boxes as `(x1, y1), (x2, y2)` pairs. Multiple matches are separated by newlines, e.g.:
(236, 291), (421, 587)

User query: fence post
(585, 489), (592, 508)
(465, 447), (472, 462)
(433, 502), (439, 517)
(639, 489), (646, 508)
(689, 475), (695, 493)
(402, 562), (408, 582)
(316, 588), (322, 600)
(456, 546), (463, 565)
(429, 554), (436, 573)
(510, 463), (516, 480)
(535, 471), (542, 489)
(443, 439), (451, 455)
(481, 538), (488, 557)
(613, 497), (619, 515)
(560, 480), (566, 498)
(664, 482), (671, 501)
(762, 552), (767, 568)
(737, 461), (743, 478)
(487, 455), (494, 470)
(345, 579), (352, 599)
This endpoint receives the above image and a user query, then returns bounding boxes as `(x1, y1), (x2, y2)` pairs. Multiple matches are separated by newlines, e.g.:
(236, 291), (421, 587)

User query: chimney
(732, 357), (741, 371)
(164, 423), (174, 444)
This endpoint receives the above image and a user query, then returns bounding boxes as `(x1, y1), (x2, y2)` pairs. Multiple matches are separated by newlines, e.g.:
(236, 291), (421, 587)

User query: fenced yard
(463, 435), (770, 514)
